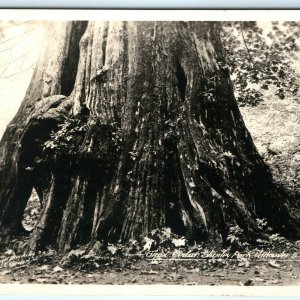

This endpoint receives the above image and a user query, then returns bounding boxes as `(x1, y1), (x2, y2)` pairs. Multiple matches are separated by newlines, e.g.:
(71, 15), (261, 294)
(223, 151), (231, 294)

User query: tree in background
(221, 21), (300, 106)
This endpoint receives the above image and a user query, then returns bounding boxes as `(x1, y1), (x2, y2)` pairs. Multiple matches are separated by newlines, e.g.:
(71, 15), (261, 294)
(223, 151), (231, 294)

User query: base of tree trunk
(0, 21), (299, 254)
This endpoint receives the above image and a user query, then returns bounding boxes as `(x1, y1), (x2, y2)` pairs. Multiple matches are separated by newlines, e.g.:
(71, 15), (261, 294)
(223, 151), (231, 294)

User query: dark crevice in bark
(175, 60), (187, 103)
(119, 21), (129, 129)
(93, 153), (135, 243)
(164, 140), (186, 236)
(163, 134), (207, 242)
(73, 174), (99, 246)
(61, 21), (88, 96)
(101, 22), (109, 67)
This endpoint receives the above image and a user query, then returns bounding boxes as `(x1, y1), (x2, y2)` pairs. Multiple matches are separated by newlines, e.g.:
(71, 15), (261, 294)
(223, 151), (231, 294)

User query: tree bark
(0, 21), (87, 234)
(0, 21), (299, 253)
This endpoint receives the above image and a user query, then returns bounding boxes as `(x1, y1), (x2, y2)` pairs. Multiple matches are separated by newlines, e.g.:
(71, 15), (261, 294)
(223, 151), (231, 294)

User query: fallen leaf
(107, 244), (118, 255)
(37, 265), (49, 271)
(268, 260), (280, 268)
(237, 259), (250, 268)
(189, 181), (196, 188)
(53, 266), (63, 272)
(143, 237), (154, 251)
(254, 278), (266, 282)
(172, 238), (186, 247)
(4, 249), (14, 256)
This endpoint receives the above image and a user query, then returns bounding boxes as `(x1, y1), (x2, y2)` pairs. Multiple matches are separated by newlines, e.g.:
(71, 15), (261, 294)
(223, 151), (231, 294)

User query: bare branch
(0, 31), (32, 53)
(2, 62), (36, 79)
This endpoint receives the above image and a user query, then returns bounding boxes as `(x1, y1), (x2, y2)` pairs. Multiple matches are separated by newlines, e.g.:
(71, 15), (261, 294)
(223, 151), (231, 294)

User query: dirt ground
(0, 250), (299, 285)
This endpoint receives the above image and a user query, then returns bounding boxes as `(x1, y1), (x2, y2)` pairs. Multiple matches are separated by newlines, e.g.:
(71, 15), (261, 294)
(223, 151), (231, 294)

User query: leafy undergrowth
(0, 226), (299, 285)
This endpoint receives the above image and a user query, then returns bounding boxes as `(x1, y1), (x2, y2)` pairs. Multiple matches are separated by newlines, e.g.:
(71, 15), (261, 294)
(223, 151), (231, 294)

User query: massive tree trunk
(0, 21), (299, 253)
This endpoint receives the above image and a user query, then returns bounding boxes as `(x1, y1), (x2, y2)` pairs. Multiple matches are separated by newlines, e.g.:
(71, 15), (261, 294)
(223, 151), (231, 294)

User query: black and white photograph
(0, 10), (299, 291)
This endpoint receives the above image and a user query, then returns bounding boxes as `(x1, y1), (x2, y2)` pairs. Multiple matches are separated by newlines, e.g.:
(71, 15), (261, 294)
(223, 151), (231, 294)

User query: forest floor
(0, 235), (300, 285)
(0, 225), (300, 286)
(0, 95), (299, 286)
(0, 258), (300, 286)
